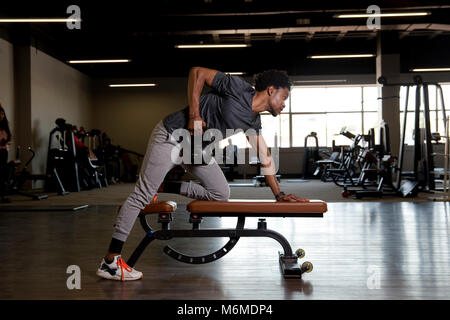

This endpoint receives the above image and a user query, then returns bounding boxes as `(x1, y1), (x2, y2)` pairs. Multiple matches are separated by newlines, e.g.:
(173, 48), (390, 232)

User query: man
(96, 67), (309, 281)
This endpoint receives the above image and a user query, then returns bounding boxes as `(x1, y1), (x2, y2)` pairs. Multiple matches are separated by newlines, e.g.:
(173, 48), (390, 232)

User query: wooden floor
(1, 200), (449, 300)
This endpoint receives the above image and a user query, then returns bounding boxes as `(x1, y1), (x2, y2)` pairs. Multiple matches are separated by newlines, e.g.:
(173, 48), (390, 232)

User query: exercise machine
(379, 75), (448, 195)
(45, 119), (78, 194)
(127, 198), (326, 279)
(341, 122), (401, 199)
(316, 129), (371, 187)
(303, 132), (320, 179)
(4, 146), (48, 200)
(81, 129), (109, 188)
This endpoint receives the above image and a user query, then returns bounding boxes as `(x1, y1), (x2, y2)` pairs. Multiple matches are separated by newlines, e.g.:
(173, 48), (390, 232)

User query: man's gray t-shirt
(162, 72), (261, 137)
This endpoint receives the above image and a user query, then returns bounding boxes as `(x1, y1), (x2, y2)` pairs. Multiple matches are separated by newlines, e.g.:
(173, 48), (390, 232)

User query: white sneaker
(96, 255), (143, 281)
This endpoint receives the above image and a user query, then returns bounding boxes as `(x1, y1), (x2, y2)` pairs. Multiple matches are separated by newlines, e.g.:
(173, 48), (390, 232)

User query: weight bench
(127, 199), (327, 279)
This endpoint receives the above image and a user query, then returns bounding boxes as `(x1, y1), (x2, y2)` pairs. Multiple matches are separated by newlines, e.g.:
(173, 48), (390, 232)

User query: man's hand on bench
(277, 193), (310, 203)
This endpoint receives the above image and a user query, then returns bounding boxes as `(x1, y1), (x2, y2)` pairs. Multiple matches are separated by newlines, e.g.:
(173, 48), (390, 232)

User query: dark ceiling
(1, 0), (450, 78)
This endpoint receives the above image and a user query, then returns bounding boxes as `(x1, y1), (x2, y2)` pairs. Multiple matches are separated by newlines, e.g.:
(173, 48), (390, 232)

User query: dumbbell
(178, 135), (217, 165)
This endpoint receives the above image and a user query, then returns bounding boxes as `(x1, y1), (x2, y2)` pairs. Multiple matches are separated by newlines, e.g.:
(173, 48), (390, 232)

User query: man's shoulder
(213, 72), (253, 94)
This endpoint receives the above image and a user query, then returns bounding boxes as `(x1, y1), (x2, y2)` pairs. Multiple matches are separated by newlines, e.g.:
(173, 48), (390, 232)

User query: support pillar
(376, 31), (401, 157)
(11, 24), (32, 163)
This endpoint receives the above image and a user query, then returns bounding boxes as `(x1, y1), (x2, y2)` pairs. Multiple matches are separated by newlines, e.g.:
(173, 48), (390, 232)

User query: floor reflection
(1, 202), (450, 299)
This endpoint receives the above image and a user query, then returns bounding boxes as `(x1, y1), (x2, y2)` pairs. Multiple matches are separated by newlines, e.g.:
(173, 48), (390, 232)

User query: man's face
(267, 87), (289, 117)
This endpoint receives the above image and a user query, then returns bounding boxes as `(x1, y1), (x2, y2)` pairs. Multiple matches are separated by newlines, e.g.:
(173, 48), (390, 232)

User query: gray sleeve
(245, 115), (262, 137)
(211, 71), (252, 98)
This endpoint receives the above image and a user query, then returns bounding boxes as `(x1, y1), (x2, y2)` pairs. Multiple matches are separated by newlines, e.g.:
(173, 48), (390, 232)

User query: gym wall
(3, 35), (450, 181)
(0, 38), (15, 162)
(1, 38), (93, 187)
(92, 78), (188, 155)
(30, 47), (93, 178)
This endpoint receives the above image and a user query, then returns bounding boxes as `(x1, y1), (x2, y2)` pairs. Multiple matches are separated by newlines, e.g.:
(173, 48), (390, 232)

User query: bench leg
(279, 253), (302, 278)
(127, 233), (155, 268)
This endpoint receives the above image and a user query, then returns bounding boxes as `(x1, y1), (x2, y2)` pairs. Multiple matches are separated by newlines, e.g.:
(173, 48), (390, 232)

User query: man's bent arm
(187, 67), (218, 119)
(247, 134), (309, 202)
(246, 135), (280, 197)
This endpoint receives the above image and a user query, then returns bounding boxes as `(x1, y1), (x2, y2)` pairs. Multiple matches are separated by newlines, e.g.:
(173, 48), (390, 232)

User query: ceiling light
(68, 59), (131, 64)
(109, 84), (157, 87)
(175, 44), (250, 48)
(225, 72), (245, 75)
(308, 54), (375, 59)
(335, 12), (430, 18)
(411, 68), (450, 72)
(0, 18), (81, 23)
(294, 80), (347, 83)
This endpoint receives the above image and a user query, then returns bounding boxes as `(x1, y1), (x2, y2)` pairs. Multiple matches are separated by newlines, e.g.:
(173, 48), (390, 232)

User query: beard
(268, 105), (278, 117)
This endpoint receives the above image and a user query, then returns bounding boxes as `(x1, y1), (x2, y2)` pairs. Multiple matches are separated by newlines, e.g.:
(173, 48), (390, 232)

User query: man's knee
(210, 185), (230, 201)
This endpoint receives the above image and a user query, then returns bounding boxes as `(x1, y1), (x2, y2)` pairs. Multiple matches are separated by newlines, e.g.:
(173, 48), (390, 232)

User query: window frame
(261, 84), (380, 148)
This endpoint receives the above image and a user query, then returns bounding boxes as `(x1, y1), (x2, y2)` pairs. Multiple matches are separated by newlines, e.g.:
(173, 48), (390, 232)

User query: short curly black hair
(253, 70), (291, 92)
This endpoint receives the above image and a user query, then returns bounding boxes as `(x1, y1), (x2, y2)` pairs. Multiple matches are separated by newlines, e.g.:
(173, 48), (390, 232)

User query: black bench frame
(127, 210), (323, 279)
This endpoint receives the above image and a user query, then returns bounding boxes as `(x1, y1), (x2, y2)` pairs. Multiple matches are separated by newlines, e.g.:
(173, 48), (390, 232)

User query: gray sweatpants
(112, 121), (230, 242)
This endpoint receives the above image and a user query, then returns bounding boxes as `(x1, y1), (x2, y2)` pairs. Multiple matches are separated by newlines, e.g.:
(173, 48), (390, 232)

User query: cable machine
(378, 75), (447, 195)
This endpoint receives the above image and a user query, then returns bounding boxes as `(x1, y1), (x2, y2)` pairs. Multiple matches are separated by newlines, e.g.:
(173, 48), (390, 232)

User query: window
(363, 86), (379, 112)
(261, 113), (290, 148)
(292, 114), (327, 147)
(267, 85), (379, 147)
(259, 83), (450, 148)
(260, 96), (290, 148)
